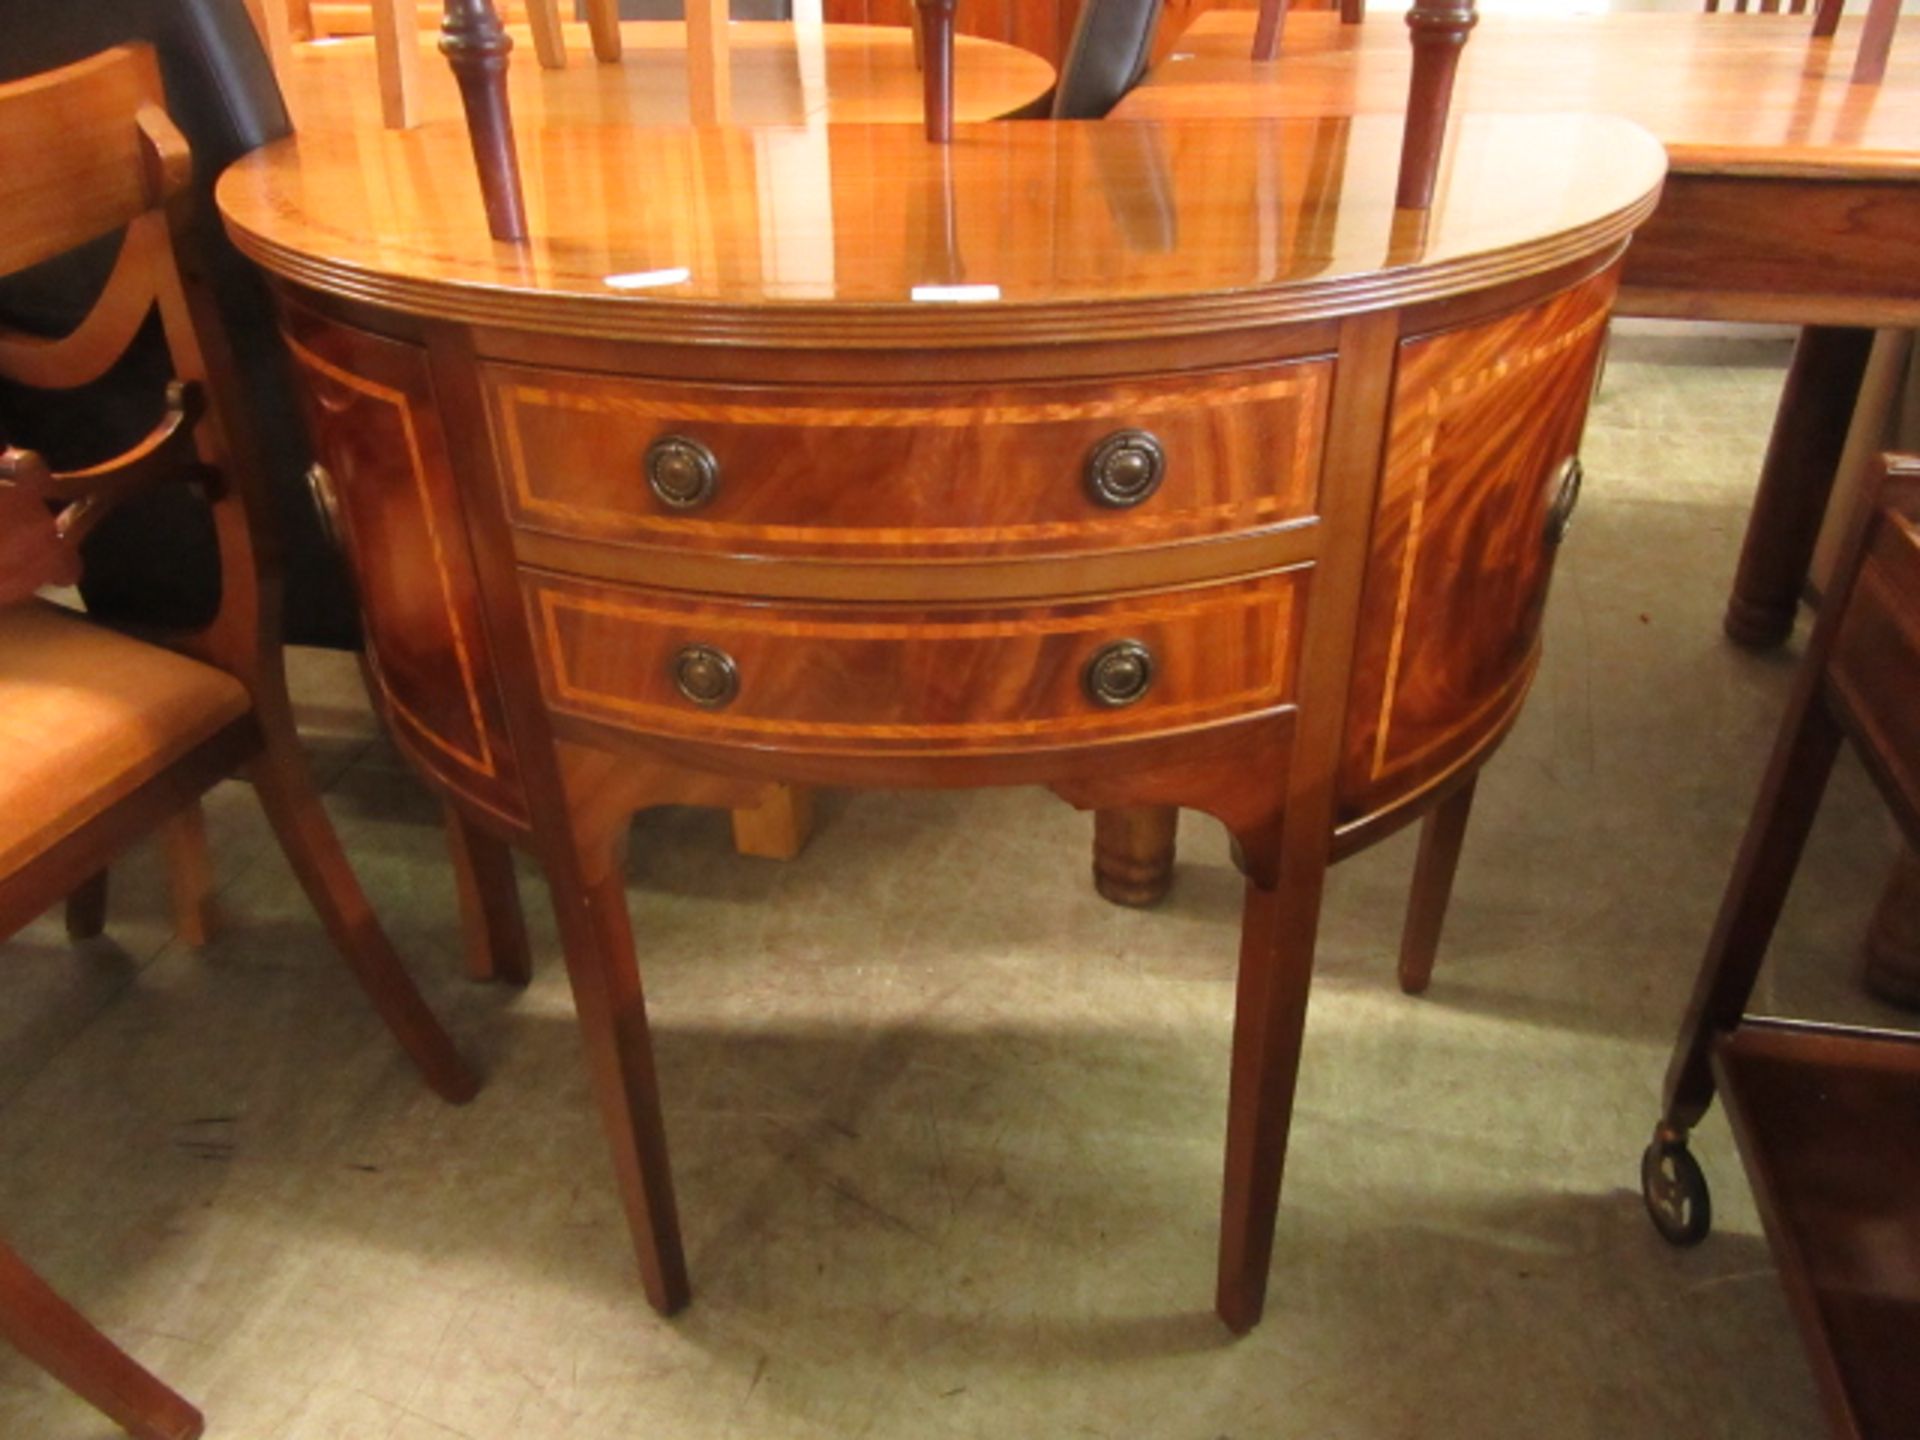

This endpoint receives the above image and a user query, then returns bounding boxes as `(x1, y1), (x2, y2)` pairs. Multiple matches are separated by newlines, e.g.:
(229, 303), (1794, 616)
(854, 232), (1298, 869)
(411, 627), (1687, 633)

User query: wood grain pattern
(1125, 11), (1920, 180)
(269, 22), (1053, 131)
(216, 115), (1663, 347)
(485, 359), (1329, 560)
(1337, 266), (1615, 823)
(527, 568), (1305, 753)
(280, 306), (528, 829)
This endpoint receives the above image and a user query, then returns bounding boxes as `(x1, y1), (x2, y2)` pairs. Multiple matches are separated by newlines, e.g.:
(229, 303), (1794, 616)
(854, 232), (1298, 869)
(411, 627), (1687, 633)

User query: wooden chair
(1642, 452), (1920, 1435)
(0, 42), (476, 1435)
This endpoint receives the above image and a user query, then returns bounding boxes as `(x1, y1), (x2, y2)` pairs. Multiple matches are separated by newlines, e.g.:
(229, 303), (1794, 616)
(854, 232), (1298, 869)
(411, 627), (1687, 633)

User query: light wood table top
(278, 20), (1055, 132)
(218, 113), (1663, 344)
(1120, 11), (1920, 181)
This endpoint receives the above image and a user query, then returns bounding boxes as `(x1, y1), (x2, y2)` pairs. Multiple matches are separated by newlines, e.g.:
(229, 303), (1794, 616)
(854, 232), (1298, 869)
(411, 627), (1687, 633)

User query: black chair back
(1051, 0), (1165, 119)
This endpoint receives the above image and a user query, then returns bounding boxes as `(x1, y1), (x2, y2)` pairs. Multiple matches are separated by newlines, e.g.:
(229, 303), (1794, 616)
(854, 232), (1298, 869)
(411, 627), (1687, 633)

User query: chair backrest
(0, 44), (273, 682)
(1716, 0), (1904, 86)
(1052, 0), (1165, 119)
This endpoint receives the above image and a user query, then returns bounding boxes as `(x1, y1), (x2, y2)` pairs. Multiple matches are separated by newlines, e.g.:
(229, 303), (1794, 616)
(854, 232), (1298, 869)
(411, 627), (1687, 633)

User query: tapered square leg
(1397, 774), (1477, 995)
(543, 830), (690, 1315)
(1217, 873), (1323, 1333)
(445, 802), (532, 985)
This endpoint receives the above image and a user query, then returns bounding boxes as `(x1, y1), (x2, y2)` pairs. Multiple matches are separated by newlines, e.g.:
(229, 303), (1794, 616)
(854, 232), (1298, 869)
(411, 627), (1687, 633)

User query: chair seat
(0, 601), (251, 875)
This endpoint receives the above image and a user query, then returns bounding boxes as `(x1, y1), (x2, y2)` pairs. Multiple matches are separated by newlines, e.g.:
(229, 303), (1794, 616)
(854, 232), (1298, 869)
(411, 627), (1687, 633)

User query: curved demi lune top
(217, 114), (1666, 347)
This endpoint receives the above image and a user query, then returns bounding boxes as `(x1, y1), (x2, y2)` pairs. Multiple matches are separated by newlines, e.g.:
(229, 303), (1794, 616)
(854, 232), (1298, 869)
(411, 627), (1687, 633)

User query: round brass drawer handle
(1084, 639), (1156, 708)
(645, 435), (720, 510)
(1085, 429), (1166, 508)
(1544, 455), (1583, 547)
(305, 462), (345, 552)
(671, 644), (739, 708)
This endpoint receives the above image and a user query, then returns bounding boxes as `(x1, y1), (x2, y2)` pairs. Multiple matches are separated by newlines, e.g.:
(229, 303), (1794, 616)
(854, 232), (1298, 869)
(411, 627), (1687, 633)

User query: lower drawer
(524, 568), (1306, 754)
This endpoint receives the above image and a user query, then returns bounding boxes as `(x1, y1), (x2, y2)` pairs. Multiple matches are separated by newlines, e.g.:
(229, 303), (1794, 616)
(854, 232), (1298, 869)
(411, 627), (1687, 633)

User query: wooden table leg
(915, 0), (957, 142)
(1864, 844), (1920, 1010)
(1396, 773), (1476, 996)
(0, 1237), (203, 1440)
(1723, 326), (1873, 648)
(1216, 854), (1324, 1334)
(730, 784), (815, 862)
(1092, 805), (1178, 907)
(445, 802), (532, 985)
(545, 783), (690, 1316)
(63, 871), (108, 941)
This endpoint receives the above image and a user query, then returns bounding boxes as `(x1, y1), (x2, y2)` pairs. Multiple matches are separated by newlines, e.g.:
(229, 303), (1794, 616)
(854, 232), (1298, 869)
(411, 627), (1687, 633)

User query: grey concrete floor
(1, 327), (1910, 1439)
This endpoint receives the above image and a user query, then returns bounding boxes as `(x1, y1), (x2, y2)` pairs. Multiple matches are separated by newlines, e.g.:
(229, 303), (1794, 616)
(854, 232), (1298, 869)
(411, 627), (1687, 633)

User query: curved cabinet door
(1339, 267), (1618, 828)
(281, 303), (528, 831)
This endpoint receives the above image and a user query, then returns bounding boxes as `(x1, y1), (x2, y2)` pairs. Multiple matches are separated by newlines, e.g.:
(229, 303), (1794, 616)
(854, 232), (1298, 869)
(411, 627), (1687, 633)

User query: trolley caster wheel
(1641, 1137), (1712, 1247)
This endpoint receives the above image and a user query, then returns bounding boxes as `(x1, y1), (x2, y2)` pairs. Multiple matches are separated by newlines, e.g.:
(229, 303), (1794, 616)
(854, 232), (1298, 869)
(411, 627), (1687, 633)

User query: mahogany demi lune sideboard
(215, 112), (1666, 1332)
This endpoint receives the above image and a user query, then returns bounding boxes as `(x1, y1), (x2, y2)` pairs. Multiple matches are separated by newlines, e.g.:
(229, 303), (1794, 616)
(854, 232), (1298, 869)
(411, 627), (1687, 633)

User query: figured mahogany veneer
(279, 301), (530, 831)
(218, 114), (1664, 1332)
(527, 567), (1305, 753)
(483, 360), (1331, 561)
(1339, 268), (1613, 833)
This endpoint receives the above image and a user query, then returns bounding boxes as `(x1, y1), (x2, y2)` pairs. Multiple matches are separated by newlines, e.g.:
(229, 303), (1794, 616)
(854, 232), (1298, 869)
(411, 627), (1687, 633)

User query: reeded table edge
(219, 154), (1665, 349)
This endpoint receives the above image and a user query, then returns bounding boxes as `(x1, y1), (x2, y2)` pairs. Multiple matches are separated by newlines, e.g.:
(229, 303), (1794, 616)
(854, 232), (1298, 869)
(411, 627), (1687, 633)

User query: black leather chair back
(0, 0), (357, 647)
(582, 0), (794, 19)
(1051, 0), (1165, 119)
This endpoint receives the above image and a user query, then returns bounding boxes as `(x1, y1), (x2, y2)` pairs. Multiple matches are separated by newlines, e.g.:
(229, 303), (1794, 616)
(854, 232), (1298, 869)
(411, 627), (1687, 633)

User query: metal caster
(1641, 1134), (1712, 1247)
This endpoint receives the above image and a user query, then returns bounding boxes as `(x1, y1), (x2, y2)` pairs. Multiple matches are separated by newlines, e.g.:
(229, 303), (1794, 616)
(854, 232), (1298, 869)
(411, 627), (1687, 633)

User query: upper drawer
(480, 361), (1330, 561)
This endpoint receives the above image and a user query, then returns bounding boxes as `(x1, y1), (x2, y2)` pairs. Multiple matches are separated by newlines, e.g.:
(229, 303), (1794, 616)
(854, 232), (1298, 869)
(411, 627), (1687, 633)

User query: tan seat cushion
(0, 601), (251, 874)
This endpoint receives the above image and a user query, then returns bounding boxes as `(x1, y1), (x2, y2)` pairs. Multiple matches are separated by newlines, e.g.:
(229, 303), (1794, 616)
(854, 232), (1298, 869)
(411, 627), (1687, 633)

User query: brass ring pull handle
(672, 644), (740, 708)
(1085, 430), (1166, 508)
(1084, 639), (1156, 708)
(1544, 456), (1583, 547)
(306, 463), (345, 552)
(645, 435), (721, 510)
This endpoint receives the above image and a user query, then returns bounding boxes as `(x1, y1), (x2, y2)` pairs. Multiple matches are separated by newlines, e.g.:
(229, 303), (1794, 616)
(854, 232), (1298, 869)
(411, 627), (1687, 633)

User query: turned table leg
(1092, 805), (1179, 907)
(1723, 326), (1873, 648)
(1864, 844), (1920, 1010)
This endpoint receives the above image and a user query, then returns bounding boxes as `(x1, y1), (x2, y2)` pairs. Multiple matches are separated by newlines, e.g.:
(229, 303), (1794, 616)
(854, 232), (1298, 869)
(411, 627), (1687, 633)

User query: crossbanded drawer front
(483, 361), (1330, 560)
(524, 568), (1307, 754)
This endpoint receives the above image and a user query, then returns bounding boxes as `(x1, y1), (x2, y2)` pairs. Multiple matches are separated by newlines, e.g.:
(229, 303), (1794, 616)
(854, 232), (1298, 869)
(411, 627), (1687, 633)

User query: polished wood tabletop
(1121, 11), (1920, 180)
(277, 20), (1055, 131)
(217, 112), (1664, 341)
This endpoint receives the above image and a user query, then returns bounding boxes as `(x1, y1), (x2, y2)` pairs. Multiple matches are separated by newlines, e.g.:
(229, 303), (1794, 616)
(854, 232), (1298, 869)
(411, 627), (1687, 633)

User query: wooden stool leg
(1092, 806), (1179, 907)
(1396, 774), (1477, 996)
(1395, 0), (1479, 211)
(161, 804), (217, 948)
(1863, 844), (1920, 1010)
(729, 784), (815, 862)
(915, 0), (957, 142)
(247, 725), (478, 1104)
(0, 1237), (203, 1440)
(64, 872), (108, 941)
(1216, 856), (1326, 1334)
(543, 820), (690, 1315)
(445, 803), (532, 985)
(1658, 699), (1842, 1135)
(1723, 326), (1873, 648)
